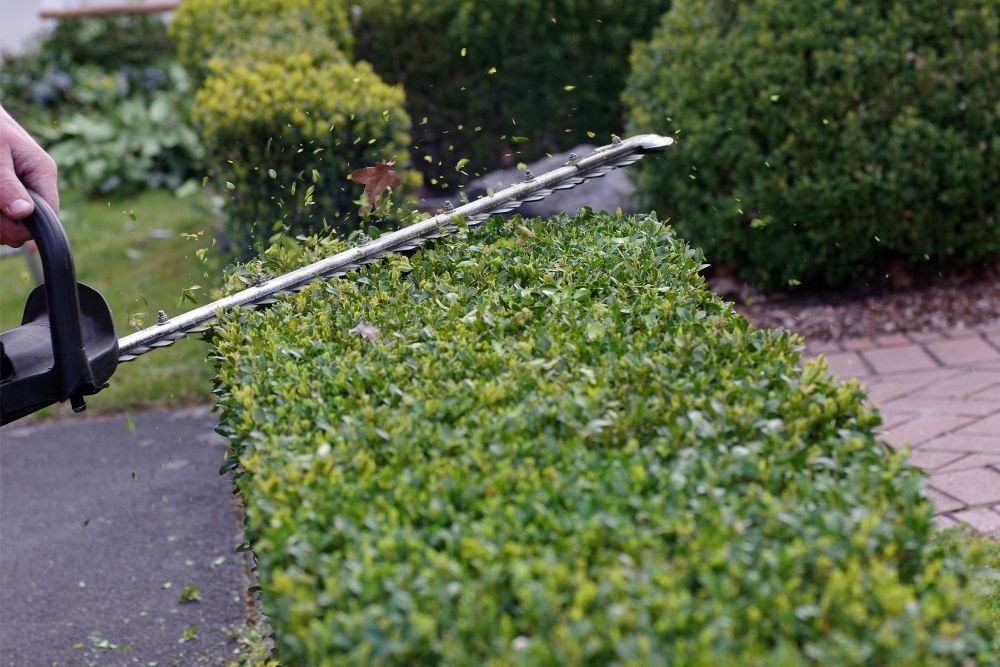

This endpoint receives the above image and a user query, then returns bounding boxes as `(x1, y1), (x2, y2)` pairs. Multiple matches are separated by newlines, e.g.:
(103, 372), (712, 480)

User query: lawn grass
(0, 187), (224, 417)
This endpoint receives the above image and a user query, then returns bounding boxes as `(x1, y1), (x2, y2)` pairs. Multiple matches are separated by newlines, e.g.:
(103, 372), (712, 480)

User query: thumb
(0, 148), (34, 220)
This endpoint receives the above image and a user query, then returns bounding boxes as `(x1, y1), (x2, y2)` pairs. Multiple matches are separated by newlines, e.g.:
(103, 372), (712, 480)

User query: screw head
(357, 232), (370, 246)
(523, 169), (535, 181)
(443, 200), (454, 212)
(611, 134), (623, 146)
(157, 310), (168, 324)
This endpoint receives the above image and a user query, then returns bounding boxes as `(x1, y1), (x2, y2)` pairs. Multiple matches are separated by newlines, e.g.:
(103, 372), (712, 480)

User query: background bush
(625, 0), (1000, 290)
(169, 0), (353, 79)
(0, 13), (175, 120)
(354, 0), (672, 189)
(213, 209), (995, 665)
(194, 53), (416, 252)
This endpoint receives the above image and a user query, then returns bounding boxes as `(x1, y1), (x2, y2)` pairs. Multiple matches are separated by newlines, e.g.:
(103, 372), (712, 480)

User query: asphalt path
(0, 407), (248, 666)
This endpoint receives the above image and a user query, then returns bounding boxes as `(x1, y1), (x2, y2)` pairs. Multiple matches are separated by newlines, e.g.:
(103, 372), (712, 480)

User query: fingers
(0, 147), (34, 221)
(0, 218), (32, 248)
(9, 140), (59, 216)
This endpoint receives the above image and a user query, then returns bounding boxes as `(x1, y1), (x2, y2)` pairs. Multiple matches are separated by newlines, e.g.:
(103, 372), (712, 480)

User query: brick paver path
(805, 318), (1000, 533)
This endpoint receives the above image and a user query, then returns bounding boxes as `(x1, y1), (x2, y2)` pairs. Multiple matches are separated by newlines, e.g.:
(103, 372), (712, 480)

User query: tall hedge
(193, 53), (416, 252)
(212, 210), (995, 665)
(353, 0), (673, 189)
(169, 0), (353, 79)
(625, 0), (1000, 290)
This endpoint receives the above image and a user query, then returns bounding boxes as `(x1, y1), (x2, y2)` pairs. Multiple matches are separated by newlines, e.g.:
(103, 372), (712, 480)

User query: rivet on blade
(157, 310), (168, 325)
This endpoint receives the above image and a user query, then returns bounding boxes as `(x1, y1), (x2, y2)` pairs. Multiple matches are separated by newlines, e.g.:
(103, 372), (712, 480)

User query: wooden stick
(39, 2), (179, 19)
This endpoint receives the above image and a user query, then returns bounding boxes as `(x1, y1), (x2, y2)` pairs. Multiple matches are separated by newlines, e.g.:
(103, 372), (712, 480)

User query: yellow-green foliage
(170, 0), (352, 77)
(194, 53), (416, 251)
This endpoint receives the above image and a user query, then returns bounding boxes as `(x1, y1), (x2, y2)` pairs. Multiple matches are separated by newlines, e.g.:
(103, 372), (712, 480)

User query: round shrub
(169, 0), (353, 78)
(354, 0), (672, 189)
(213, 210), (997, 664)
(193, 53), (416, 251)
(625, 0), (1000, 290)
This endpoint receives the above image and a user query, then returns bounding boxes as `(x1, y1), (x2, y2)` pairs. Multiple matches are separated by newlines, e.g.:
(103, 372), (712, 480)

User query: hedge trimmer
(0, 134), (671, 425)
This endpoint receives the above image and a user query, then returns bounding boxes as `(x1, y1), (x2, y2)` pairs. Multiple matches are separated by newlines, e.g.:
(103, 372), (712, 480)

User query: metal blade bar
(118, 134), (672, 361)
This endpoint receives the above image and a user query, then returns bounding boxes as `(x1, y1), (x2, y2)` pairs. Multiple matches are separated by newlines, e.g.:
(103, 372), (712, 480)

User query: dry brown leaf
(348, 161), (401, 214)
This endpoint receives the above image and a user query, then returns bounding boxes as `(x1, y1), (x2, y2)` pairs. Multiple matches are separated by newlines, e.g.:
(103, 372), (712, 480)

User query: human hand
(0, 105), (59, 247)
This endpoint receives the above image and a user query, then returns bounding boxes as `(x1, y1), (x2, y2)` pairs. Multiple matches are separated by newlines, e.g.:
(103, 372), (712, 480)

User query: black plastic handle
(21, 190), (94, 411)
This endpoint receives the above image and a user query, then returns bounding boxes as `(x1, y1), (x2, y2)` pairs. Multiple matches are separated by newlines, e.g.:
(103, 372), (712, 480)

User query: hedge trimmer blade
(117, 134), (673, 362)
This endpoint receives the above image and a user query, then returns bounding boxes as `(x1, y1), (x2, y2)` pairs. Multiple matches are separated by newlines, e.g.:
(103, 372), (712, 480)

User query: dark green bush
(354, 0), (672, 189)
(169, 0), (353, 79)
(193, 53), (416, 252)
(212, 209), (995, 665)
(625, 0), (1000, 290)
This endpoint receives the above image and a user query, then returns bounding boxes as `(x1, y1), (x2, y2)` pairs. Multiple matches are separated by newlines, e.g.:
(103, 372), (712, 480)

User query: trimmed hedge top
(213, 210), (994, 665)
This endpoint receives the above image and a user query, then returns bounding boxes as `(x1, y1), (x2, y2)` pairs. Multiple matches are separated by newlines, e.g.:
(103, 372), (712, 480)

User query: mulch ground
(722, 265), (1000, 342)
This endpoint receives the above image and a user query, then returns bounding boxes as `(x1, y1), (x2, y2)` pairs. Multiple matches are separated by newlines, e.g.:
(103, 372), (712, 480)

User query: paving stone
(876, 411), (915, 431)
(873, 334), (912, 347)
(908, 331), (945, 343)
(910, 371), (1000, 399)
(806, 340), (842, 354)
(943, 326), (981, 339)
(880, 397), (999, 417)
(823, 351), (870, 379)
(951, 507), (1000, 533)
(977, 384), (1000, 400)
(863, 345), (938, 375)
(881, 416), (973, 448)
(930, 467), (1000, 506)
(906, 450), (967, 471)
(842, 338), (875, 351)
(921, 433), (1000, 454)
(925, 336), (1000, 366)
(955, 412), (1000, 437)
(933, 514), (960, 529)
(862, 369), (960, 403)
(923, 487), (965, 514)
(935, 453), (1000, 473)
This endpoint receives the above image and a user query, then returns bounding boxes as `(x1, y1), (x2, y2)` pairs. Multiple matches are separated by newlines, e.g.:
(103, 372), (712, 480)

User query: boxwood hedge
(213, 210), (995, 665)
(193, 53), (416, 253)
(625, 0), (1000, 290)
(169, 0), (353, 80)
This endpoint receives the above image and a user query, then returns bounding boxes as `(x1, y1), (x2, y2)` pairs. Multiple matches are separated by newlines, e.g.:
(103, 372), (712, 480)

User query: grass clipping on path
(213, 210), (996, 665)
(0, 189), (220, 415)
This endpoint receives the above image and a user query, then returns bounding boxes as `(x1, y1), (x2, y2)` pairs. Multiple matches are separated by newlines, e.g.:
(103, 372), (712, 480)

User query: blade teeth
(114, 143), (659, 364)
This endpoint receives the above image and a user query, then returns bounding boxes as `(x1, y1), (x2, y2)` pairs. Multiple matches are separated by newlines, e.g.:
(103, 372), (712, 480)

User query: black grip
(21, 191), (95, 407)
